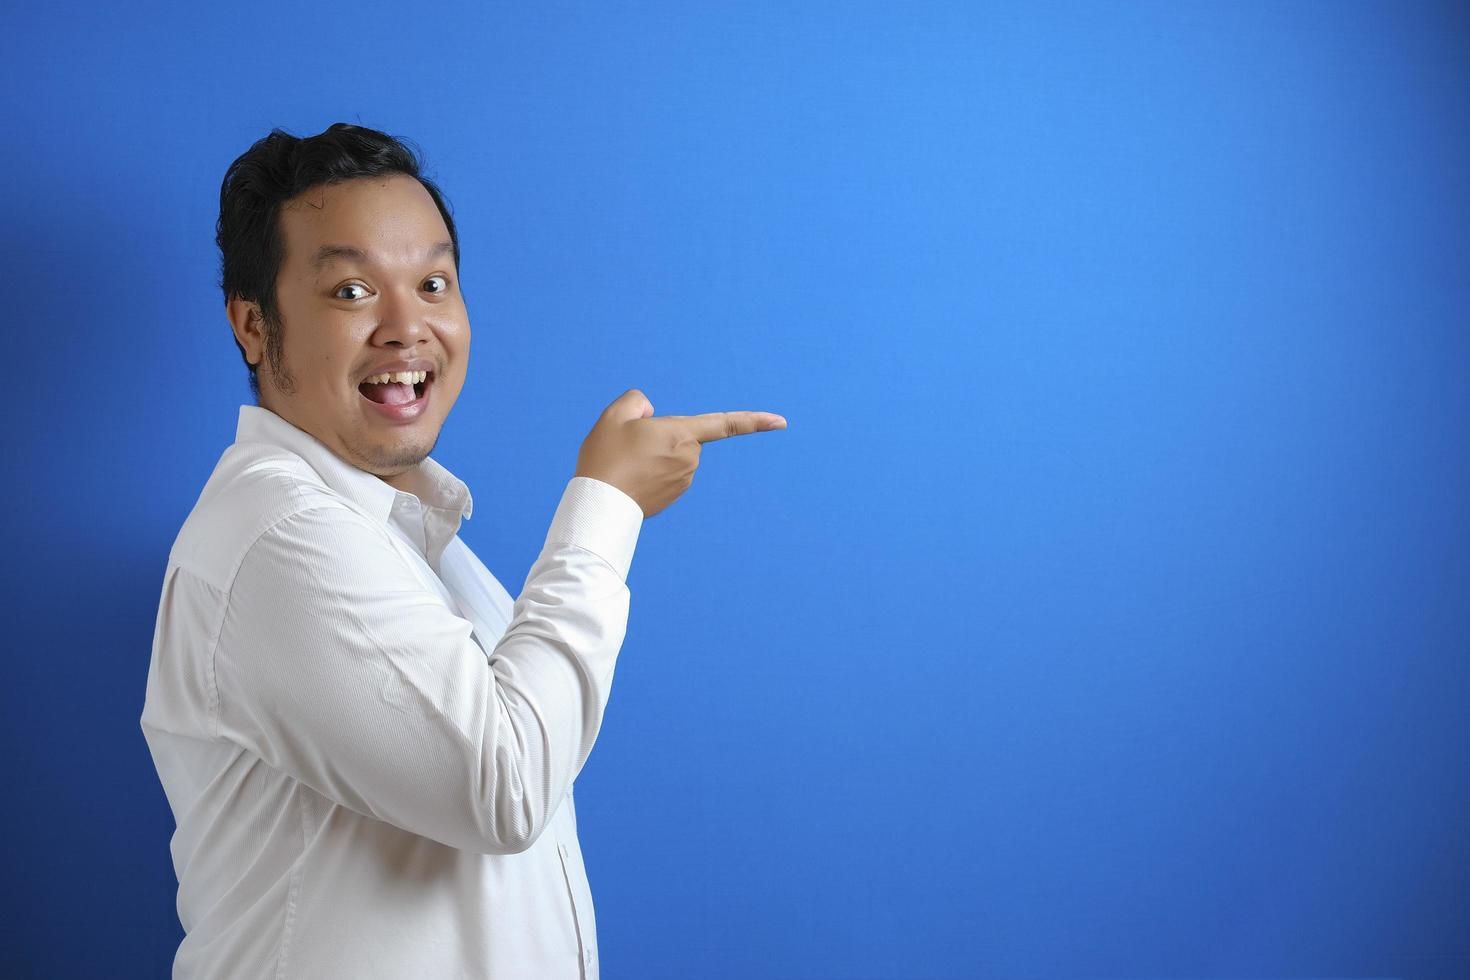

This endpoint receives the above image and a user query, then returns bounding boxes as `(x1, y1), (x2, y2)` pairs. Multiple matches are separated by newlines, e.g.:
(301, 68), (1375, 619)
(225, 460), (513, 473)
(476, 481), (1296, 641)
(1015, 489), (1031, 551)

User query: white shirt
(140, 404), (643, 979)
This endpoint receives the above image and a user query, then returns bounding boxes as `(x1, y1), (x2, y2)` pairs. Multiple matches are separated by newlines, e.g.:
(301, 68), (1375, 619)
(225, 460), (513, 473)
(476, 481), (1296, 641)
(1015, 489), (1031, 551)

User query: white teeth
(362, 370), (427, 385)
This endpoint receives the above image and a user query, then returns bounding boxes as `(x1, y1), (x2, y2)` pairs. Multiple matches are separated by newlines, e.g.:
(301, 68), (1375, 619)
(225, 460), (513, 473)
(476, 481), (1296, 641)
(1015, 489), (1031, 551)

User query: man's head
(219, 123), (469, 491)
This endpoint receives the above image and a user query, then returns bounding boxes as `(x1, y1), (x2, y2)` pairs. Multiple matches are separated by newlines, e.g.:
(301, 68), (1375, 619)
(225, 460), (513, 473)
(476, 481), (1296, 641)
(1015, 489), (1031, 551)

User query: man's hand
(574, 388), (787, 518)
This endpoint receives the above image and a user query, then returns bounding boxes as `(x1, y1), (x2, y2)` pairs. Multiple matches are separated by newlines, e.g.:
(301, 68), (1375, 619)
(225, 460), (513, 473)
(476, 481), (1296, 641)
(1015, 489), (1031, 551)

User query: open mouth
(358, 371), (434, 406)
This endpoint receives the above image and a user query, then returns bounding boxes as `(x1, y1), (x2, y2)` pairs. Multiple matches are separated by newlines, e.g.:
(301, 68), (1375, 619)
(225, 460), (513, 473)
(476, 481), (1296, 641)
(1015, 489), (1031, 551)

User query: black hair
(215, 122), (460, 404)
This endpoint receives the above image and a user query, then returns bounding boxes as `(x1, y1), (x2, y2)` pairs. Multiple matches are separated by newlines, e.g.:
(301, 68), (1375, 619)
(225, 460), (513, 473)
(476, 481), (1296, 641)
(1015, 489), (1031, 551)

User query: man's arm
(212, 475), (643, 855)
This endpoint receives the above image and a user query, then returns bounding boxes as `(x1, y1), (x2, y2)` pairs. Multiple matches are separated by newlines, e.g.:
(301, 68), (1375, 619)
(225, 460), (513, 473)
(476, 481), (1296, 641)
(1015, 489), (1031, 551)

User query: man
(139, 122), (786, 978)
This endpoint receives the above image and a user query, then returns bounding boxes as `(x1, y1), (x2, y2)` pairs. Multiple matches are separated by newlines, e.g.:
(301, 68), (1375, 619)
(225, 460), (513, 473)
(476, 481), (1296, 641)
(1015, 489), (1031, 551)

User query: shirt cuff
(544, 476), (645, 580)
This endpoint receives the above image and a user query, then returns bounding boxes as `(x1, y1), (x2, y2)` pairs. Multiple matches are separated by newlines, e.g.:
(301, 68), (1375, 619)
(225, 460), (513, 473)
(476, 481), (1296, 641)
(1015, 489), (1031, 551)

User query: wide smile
(357, 370), (434, 423)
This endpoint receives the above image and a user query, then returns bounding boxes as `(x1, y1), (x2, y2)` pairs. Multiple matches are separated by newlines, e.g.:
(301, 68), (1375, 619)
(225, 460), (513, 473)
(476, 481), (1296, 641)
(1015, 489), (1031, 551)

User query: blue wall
(3, 2), (1467, 977)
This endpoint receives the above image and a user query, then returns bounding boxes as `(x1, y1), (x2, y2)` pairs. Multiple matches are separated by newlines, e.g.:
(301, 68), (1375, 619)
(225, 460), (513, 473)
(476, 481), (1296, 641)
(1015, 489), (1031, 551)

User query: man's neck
(381, 466), (423, 497)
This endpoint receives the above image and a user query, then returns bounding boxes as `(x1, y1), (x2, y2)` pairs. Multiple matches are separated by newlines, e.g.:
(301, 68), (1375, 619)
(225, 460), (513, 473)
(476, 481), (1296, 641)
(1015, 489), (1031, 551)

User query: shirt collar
(234, 404), (474, 531)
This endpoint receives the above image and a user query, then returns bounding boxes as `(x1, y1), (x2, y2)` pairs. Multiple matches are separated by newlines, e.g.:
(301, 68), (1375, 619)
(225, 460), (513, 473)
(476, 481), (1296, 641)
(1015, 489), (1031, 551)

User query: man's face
(230, 174), (469, 492)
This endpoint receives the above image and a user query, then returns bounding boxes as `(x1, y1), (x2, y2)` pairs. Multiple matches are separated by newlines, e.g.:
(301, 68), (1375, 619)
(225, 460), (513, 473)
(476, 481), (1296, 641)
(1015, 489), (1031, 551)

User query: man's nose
(372, 289), (433, 344)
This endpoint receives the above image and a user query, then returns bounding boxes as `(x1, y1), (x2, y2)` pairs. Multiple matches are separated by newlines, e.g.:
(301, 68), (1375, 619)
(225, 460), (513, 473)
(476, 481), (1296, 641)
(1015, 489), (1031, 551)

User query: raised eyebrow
(312, 240), (454, 271)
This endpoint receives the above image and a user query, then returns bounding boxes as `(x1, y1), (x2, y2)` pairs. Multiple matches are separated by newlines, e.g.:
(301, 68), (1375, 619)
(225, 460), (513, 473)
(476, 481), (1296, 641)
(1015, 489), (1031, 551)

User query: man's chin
(342, 430), (436, 475)
(370, 444), (433, 472)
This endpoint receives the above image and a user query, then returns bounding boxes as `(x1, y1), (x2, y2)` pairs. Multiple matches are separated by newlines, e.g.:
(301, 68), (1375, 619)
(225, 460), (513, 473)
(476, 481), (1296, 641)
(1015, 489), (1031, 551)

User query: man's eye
(334, 277), (448, 300)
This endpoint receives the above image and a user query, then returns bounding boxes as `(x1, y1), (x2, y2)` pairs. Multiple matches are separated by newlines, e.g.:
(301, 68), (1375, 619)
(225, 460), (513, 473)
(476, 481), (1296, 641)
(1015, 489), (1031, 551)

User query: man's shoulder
(166, 441), (371, 592)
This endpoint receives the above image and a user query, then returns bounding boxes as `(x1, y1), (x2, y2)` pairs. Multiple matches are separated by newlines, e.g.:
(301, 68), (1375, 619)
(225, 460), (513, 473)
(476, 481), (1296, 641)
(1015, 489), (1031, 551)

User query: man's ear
(226, 296), (265, 367)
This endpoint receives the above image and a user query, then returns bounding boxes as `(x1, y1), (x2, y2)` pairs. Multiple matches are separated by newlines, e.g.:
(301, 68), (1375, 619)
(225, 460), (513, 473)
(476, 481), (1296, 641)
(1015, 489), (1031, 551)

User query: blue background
(2, 1), (1467, 977)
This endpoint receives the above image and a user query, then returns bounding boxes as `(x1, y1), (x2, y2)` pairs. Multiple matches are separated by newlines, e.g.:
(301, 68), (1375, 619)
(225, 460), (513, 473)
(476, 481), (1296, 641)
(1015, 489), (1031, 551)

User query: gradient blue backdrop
(2, 2), (1466, 978)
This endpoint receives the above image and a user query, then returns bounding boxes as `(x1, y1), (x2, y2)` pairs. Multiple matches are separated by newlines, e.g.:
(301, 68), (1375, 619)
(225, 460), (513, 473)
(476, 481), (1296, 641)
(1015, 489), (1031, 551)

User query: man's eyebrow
(311, 240), (454, 270)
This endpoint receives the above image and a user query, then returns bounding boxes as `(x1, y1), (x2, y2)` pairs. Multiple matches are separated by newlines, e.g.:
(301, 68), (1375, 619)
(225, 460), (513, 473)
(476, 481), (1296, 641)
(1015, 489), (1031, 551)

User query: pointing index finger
(677, 411), (788, 443)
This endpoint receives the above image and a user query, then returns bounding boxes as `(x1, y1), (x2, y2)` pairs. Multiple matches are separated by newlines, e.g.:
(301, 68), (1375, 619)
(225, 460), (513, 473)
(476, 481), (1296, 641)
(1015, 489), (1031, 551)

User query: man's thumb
(606, 387), (654, 421)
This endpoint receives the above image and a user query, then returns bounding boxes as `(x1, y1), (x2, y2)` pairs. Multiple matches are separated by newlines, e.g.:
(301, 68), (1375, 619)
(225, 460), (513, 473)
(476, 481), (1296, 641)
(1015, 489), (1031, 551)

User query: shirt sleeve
(212, 475), (644, 855)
